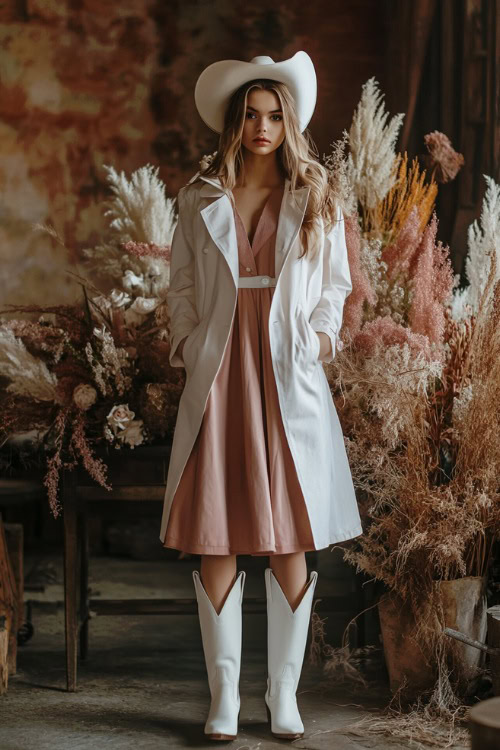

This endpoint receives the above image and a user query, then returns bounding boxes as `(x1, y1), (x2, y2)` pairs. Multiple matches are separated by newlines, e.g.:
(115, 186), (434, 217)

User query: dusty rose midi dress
(162, 184), (316, 556)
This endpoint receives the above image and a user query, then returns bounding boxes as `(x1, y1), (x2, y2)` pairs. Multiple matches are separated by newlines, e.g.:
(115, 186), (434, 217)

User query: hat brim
(194, 51), (317, 134)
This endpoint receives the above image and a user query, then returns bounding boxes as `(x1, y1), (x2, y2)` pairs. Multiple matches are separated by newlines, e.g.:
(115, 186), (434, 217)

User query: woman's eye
(245, 113), (282, 121)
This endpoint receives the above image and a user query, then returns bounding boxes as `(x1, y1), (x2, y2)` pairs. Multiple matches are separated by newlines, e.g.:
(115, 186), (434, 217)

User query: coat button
(202, 248), (209, 254)
(261, 276), (270, 286)
(245, 266), (252, 272)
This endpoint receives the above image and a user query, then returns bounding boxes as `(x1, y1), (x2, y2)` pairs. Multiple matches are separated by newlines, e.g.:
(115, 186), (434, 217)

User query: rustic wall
(0, 0), (385, 307)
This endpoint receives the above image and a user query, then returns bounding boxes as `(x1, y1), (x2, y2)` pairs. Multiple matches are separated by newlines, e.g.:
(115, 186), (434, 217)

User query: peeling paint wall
(0, 1), (384, 306)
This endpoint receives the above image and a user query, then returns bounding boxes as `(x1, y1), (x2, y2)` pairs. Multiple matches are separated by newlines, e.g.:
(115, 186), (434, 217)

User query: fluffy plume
(347, 77), (404, 213)
(382, 205), (422, 281)
(323, 133), (357, 216)
(82, 165), (176, 294)
(103, 164), (176, 246)
(0, 327), (59, 402)
(451, 176), (500, 319)
(342, 215), (378, 337)
(376, 154), (438, 245)
(408, 215), (456, 349)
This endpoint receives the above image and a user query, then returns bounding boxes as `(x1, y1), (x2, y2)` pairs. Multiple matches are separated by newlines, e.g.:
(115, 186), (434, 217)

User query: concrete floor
(0, 554), (469, 750)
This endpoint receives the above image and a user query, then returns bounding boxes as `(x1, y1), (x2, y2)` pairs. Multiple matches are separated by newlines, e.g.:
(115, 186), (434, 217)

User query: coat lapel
(197, 174), (310, 286)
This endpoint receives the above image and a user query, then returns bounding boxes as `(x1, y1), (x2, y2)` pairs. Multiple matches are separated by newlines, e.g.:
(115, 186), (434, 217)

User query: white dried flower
(103, 424), (115, 443)
(130, 297), (160, 315)
(0, 327), (58, 402)
(116, 419), (145, 448)
(200, 151), (217, 172)
(123, 296), (160, 327)
(122, 269), (146, 295)
(347, 77), (404, 211)
(451, 176), (500, 319)
(109, 289), (132, 308)
(87, 327), (131, 396)
(103, 164), (176, 246)
(107, 404), (135, 434)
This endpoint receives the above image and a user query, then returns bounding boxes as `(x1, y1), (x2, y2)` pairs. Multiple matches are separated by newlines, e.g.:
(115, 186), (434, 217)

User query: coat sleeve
(309, 206), (352, 363)
(167, 186), (200, 367)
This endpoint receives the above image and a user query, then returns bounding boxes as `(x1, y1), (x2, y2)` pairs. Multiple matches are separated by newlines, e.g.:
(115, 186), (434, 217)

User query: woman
(160, 51), (362, 741)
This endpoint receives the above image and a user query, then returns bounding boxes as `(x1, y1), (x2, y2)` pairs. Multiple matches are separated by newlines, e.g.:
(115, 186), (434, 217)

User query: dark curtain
(382, 0), (499, 275)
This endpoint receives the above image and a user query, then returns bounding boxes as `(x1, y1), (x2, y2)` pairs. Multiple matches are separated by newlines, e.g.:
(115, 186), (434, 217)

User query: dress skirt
(162, 184), (316, 556)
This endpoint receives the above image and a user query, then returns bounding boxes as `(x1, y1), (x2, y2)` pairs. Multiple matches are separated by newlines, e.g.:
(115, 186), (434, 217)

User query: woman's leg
(200, 553), (238, 614)
(269, 551), (308, 611)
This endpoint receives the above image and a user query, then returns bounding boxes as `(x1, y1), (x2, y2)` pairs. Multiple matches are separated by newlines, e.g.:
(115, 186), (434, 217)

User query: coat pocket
(182, 322), (203, 372)
(296, 305), (320, 365)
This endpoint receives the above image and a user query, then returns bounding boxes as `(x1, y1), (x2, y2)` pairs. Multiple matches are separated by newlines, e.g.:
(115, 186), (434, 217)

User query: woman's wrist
(178, 335), (189, 361)
(315, 331), (332, 360)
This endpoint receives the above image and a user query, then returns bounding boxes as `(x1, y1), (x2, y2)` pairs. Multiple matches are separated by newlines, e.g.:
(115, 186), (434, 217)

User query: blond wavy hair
(198, 79), (340, 258)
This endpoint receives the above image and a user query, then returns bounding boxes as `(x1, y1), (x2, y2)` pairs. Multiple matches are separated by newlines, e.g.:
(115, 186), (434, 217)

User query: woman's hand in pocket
(178, 335), (189, 363)
(315, 331), (332, 361)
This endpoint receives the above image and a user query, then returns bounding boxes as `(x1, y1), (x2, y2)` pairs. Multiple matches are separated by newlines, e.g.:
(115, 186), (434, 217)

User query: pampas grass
(0, 327), (59, 402)
(376, 153), (438, 244)
(320, 78), (498, 722)
(451, 175), (500, 319)
(103, 164), (176, 246)
(82, 165), (176, 294)
(347, 77), (404, 219)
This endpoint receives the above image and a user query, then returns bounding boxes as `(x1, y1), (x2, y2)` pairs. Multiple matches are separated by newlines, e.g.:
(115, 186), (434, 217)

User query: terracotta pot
(439, 576), (487, 689)
(378, 576), (487, 700)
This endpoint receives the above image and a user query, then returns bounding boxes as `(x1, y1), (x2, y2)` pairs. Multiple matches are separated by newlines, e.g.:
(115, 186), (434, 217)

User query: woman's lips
(254, 138), (271, 144)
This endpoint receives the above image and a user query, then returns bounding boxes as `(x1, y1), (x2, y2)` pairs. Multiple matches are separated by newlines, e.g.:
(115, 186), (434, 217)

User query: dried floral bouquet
(322, 78), (499, 706)
(0, 165), (185, 517)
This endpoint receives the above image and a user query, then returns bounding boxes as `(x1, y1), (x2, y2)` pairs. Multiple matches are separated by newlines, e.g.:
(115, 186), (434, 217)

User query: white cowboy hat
(194, 51), (317, 134)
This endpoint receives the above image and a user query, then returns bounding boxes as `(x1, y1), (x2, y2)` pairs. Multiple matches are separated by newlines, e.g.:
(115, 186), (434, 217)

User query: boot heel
(265, 699), (304, 740)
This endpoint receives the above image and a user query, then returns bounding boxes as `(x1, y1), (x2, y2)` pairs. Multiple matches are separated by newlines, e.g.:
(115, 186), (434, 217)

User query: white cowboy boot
(264, 567), (318, 740)
(192, 569), (246, 740)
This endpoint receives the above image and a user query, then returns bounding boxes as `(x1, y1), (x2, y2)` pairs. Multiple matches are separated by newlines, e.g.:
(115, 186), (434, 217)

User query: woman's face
(240, 88), (285, 156)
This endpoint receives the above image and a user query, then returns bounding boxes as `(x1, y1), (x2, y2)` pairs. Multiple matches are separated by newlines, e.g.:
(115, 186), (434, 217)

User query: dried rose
(424, 131), (464, 183)
(200, 151), (217, 171)
(106, 403), (135, 434)
(124, 296), (161, 327)
(73, 383), (98, 410)
(109, 289), (132, 308)
(116, 419), (145, 448)
(122, 270), (145, 294)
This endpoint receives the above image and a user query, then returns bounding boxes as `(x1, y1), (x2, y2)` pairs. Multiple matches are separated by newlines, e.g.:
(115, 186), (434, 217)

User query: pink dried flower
(342, 214), (377, 337)
(424, 131), (464, 183)
(354, 315), (432, 360)
(382, 206), (422, 280)
(122, 241), (171, 262)
(70, 412), (112, 492)
(409, 215), (455, 348)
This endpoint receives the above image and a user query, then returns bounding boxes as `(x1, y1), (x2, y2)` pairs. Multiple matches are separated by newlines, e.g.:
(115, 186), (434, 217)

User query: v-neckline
(232, 187), (281, 249)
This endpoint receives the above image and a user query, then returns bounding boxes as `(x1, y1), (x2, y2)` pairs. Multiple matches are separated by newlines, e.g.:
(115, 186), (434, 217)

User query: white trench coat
(159, 174), (363, 549)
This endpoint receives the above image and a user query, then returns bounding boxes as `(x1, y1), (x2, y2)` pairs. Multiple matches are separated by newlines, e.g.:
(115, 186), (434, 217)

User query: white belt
(238, 275), (277, 288)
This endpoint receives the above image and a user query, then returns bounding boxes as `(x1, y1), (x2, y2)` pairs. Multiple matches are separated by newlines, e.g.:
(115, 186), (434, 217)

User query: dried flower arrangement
(321, 77), (499, 713)
(0, 165), (185, 517)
